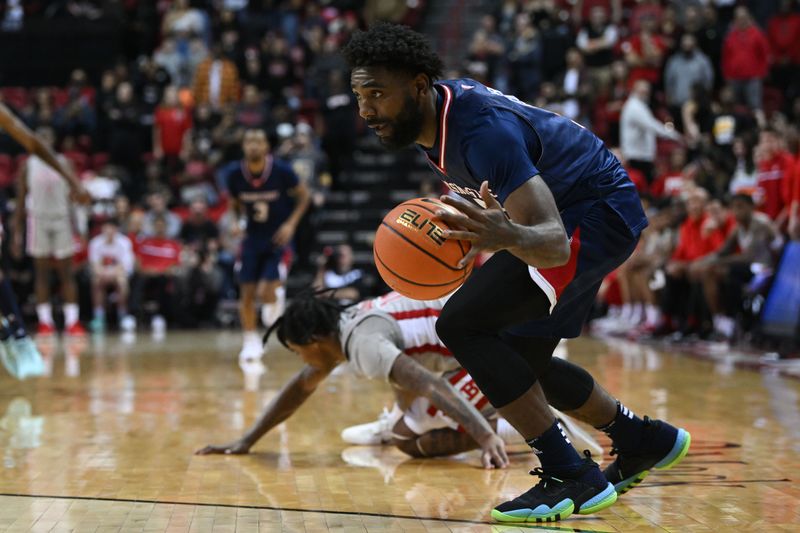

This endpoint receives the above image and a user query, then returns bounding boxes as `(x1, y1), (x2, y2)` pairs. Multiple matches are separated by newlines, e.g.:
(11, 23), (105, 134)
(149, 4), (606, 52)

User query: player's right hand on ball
(195, 439), (252, 455)
(479, 433), (509, 469)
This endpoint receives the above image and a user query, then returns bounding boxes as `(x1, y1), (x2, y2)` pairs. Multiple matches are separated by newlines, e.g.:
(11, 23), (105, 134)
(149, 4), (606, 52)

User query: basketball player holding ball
(343, 24), (690, 523)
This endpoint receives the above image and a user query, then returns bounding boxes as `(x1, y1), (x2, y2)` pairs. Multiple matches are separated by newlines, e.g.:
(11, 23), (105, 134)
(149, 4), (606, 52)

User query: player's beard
(378, 94), (424, 150)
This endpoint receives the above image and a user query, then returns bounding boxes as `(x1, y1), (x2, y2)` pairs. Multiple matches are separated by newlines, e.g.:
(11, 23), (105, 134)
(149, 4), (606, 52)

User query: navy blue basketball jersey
(418, 79), (647, 236)
(225, 156), (300, 240)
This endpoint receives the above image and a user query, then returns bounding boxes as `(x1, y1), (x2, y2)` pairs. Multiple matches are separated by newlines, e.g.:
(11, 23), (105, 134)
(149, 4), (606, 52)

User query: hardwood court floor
(0, 331), (798, 532)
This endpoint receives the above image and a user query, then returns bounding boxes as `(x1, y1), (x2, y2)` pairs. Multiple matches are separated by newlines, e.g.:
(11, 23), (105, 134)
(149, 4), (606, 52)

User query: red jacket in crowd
(722, 25), (771, 80)
(768, 11), (800, 64)
(757, 151), (795, 220)
(136, 237), (182, 274)
(671, 214), (732, 262)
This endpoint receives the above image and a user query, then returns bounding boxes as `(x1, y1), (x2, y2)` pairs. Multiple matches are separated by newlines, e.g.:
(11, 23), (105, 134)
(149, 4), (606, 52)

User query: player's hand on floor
(272, 222), (296, 247)
(479, 433), (509, 469)
(195, 439), (252, 455)
(436, 181), (516, 268)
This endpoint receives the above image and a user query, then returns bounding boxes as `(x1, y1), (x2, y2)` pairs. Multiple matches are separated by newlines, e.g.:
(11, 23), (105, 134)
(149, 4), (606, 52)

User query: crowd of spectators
(1, 0), (799, 349)
(464, 0), (800, 342)
(0, 0), (425, 332)
(464, 0), (800, 345)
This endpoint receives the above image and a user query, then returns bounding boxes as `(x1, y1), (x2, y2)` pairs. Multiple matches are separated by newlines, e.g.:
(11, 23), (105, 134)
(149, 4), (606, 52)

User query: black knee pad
(539, 357), (595, 411)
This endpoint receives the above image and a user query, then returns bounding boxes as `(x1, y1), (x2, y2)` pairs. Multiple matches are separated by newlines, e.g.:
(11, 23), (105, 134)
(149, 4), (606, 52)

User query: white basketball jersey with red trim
(350, 292), (451, 358)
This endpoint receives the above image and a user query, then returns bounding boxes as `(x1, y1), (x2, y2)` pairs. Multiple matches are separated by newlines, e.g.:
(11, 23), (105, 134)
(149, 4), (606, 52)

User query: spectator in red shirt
(660, 188), (730, 335)
(153, 86), (192, 174)
(767, 0), (800, 101)
(755, 128), (795, 225)
(789, 154), (800, 240)
(132, 214), (183, 334)
(620, 13), (667, 87)
(722, 6), (771, 115)
(651, 148), (690, 199)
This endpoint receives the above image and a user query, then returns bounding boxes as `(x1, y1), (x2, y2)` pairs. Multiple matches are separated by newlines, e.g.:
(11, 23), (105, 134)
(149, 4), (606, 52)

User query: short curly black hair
(341, 22), (444, 83)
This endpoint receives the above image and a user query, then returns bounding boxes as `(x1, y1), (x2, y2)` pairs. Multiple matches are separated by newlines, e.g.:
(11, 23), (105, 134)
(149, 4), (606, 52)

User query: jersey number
(253, 201), (269, 223)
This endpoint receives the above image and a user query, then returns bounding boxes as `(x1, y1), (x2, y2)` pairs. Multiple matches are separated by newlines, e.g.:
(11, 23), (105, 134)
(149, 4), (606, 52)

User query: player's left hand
(272, 222), (296, 247)
(478, 433), (510, 469)
(436, 181), (517, 268)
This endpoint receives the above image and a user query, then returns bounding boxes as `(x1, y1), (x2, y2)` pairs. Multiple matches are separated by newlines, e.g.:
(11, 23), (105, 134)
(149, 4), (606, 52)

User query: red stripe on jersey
(425, 85), (452, 175)
(389, 308), (441, 320)
(447, 368), (469, 385)
(538, 227), (582, 298)
(404, 344), (452, 357)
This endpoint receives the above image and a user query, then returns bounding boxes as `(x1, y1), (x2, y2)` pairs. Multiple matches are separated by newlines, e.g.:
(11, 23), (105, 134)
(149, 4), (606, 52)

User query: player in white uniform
(0, 104), (89, 378)
(13, 126), (86, 337)
(197, 291), (601, 463)
(87, 218), (136, 332)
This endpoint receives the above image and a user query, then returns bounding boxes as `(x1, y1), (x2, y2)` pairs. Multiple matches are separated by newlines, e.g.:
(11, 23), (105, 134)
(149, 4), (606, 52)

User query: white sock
(261, 287), (286, 328)
(36, 303), (53, 326)
(243, 330), (261, 349)
(713, 314), (724, 334)
(645, 305), (661, 326)
(64, 303), (80, 327)
(607, 305), (621, 318)
(620, 303), (633, 322)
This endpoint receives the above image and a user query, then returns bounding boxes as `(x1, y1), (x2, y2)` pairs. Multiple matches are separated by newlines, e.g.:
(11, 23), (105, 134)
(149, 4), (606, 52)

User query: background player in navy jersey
(225, 129), (310, 367)
(343, 23), (691, 523)
(0, 103), (89, 379)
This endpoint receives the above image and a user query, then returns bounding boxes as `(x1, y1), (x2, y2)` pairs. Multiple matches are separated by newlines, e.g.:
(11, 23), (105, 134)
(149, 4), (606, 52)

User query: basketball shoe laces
(522, 450), (597, 495)
(608, 416), (654, 461)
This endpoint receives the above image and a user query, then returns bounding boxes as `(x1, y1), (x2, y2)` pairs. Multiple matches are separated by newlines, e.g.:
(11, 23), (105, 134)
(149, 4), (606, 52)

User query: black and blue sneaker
(603, 416), (691, 495)
(491, 452), (618, 523)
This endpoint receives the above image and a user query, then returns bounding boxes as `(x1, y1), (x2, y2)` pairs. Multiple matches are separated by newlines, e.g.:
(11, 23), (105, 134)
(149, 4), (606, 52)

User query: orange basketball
(373, 197), (474, 300)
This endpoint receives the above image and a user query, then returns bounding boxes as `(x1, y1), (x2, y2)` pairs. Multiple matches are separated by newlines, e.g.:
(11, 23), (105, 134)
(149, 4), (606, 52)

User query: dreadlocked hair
(264, 289), (349, 349)
(341, 22), (444, 83)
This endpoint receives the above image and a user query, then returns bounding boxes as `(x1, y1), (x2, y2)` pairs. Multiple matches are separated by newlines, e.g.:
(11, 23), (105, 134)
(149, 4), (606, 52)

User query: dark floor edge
(0, 492), (601, 531)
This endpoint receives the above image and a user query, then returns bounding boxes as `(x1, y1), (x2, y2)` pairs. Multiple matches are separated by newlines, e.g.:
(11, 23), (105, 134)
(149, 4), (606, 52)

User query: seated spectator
(173, 148), (218, 205)
(755, 128), (795, 225)
(141, 189), (182, 239)
(88, 219), (135, 333)
(314, 244), (364, 304)
(695, 194), (779, 341)
(179, 197), (220, 252)
(651, 148), (691, 199)
(728, 137), (759, 198)
(660, 188), (731, 336)
(132, 215), (183, 333)
(235, 84), (269, 129)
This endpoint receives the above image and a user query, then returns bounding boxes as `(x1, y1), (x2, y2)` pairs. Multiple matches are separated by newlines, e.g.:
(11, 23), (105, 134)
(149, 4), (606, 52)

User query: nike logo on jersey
(460, 84), (475, 89)
(443, 181), (499, 209)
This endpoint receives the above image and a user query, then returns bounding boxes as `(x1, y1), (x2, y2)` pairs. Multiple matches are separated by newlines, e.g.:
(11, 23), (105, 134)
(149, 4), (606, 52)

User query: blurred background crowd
(0, 0), (797, 353)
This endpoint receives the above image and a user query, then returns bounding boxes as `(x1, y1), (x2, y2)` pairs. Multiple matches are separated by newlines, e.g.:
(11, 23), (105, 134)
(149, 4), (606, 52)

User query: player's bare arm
(195, 363), (330, 455)
(272, 181), (311, 247)
(437, 179), (570, 269)
(388, 353), (509, 469)
(0, 103), (90, 203)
